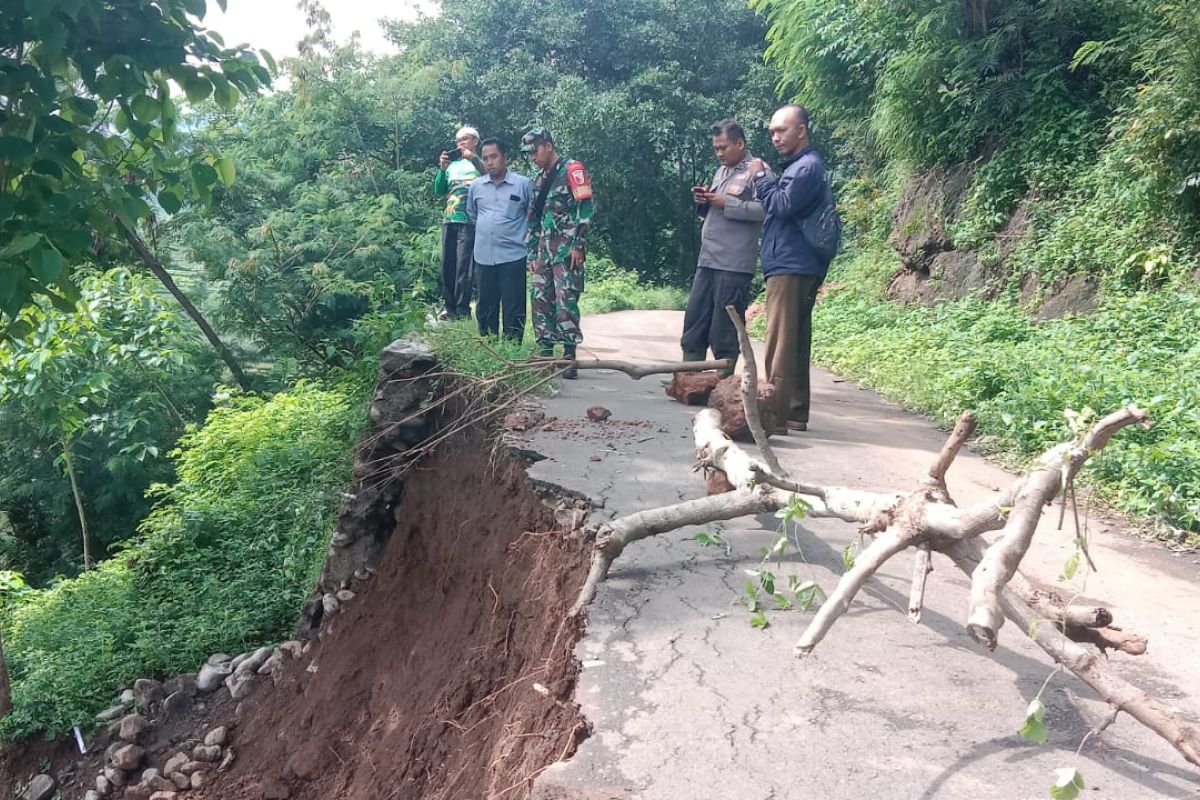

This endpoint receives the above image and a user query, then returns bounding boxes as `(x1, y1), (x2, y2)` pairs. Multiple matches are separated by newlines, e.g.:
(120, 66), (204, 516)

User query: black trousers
(441, 222), (475, 316)
(475, 258), (527, 340)
(681, 267), (752, 362)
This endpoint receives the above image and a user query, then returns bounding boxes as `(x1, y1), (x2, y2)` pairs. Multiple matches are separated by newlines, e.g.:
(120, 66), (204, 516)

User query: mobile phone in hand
(448, 147), (464, 161)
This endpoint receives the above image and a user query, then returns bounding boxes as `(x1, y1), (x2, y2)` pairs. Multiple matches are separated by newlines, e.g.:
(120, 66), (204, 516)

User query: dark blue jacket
(754, 147), (831, 278)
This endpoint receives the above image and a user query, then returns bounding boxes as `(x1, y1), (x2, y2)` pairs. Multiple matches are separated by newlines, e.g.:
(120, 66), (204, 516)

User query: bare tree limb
(795, 525), (911, 656)
(750, 464), (827, 500)
(927, 411), (977, 487)
(1067, 626), (1149, 656)
(546, 357), (733, 380)
(908, 545), (933, 624)
(570, 488), (784, 615)
(966, 407), (1152, 649)
(947, 539), (1199, 768)
(725, 304), (785, 477)
(695, 408), (766, 489)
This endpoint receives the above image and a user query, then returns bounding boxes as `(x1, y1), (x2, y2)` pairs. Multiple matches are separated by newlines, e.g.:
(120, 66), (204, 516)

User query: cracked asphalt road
(525, 310), (1200, 800)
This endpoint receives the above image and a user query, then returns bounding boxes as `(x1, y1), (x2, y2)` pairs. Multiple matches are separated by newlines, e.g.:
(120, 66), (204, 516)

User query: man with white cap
(435, 126), (485, 319)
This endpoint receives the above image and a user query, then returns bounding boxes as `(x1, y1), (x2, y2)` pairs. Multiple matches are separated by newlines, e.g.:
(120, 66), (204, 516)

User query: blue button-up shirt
(467, 170), (533, 266)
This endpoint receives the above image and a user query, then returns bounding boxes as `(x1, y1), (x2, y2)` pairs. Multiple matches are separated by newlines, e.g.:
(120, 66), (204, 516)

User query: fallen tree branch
(795, 525), (911, 656)
(541, 356), (733, 380)
(561, 373), (1191, 767)
(947, 539), (1198, 768)
(570, 487), (784, 615)
(907, 545), (933, 624)
(750, 465), (827, 500)
(927, 411), (977, 489)
(725, 304), (785, 477)
(1022, 591), (1147, 656)
(1066, 625), (1149, 656)
(966, 407), (1152, 649)
(696, 410), (899, 517)
(695, 408), (766, 489)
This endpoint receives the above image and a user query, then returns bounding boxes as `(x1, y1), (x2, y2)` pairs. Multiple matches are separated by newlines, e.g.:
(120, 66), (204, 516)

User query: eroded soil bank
(2, 418), (593, 800)
(202, 426), (591, 800)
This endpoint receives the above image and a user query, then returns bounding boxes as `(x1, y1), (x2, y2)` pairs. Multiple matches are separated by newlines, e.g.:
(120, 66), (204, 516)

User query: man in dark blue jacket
(748, 105), (833, 433)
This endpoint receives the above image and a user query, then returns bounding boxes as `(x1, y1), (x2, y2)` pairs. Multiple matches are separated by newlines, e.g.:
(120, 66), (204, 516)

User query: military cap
(520, 127), (553, 153)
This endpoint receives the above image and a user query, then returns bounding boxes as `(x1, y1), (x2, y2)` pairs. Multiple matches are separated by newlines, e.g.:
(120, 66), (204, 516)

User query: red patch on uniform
(566, 161), (593, 202)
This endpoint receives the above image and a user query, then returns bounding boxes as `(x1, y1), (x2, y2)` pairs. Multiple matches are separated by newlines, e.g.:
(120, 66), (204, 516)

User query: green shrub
(810, 246), (1200, 540)
(0, 382), (364, 738)
(581, 258), (688, 315)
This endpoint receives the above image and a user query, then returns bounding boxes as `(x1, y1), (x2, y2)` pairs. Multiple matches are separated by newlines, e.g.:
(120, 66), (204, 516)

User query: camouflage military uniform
(524, 145), (594, 352)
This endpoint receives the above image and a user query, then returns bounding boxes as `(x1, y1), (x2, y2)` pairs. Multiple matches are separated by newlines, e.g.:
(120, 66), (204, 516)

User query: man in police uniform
(520, 127), (594, 379)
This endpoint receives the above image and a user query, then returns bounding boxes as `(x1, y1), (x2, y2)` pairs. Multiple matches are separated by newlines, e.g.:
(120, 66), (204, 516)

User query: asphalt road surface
(525, 310), (1200, 800)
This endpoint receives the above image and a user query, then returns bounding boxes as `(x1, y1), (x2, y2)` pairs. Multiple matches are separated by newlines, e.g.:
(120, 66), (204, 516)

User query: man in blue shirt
(748, 105), (835, 434)
(467, 138), (534, 340)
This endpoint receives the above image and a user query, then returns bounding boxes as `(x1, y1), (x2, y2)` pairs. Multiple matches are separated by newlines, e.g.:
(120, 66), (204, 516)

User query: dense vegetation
(750, 0), (1200, 539)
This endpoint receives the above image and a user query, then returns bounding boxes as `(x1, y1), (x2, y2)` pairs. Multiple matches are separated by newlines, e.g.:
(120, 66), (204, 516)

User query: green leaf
(1060, 550), (1080, 582)
(191, 162), (219, 189)
(183, 75), (213, 104)
(130, 94), (160, 123)
(1, 233), (43, 259)
(760, 571), (775, 596)
(65, 96), (99, 119)
(213, 78), (240, 111)
(1019, 698), (1047, 744)
(214, 157), (236, 188)
(5, 318), (33, 339)
(842, 542), (856, 571)
(749, 610), (769, 629)
(0, 137), (36, 161)
(32, 160), (64, 178)
(1049, 767), (1084, 800)
(157, 189), (183, 215)
(260, 48), (277, 75)
(29, 246), (64, 283)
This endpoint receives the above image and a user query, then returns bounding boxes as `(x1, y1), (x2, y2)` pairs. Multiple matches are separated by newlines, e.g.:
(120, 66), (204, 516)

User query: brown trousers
(764, 274), (823, 428)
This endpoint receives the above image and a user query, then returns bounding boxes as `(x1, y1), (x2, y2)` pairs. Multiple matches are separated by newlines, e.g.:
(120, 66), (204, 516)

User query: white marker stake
(73, 725), (87, 754)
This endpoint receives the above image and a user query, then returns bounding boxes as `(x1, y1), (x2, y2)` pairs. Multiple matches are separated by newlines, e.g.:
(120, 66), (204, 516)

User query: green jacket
(434, 156), (484, 224)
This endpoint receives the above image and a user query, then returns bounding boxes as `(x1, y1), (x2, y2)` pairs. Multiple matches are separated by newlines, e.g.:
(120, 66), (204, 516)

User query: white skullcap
(455, 126), (480, 141)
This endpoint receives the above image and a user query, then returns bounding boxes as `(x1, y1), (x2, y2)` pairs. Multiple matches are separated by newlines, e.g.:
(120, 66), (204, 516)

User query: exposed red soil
(2, 424), (592, 800)
(197, 429), (591, 800)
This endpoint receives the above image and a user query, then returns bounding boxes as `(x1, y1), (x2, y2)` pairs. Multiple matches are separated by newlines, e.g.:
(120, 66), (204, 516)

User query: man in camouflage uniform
(520, 127), (594, 379)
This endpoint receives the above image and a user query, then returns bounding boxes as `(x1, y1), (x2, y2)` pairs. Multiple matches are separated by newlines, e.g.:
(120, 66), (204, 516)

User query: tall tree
(0, 0), (273, 387)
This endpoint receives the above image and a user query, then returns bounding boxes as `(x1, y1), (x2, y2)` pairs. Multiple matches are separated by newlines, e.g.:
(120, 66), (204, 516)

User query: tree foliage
(0, 269), (216, 582)
(0, 0), (273, 335)
(753, 0), (1200, 282)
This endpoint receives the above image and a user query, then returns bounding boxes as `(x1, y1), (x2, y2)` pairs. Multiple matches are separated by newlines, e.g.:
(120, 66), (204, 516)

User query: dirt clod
(586, 406), (612, 422)
(666, 371), (721, 405)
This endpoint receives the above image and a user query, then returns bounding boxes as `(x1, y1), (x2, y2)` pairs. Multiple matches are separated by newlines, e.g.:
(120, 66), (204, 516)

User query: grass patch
(806, 246), (1200, 543)
(581, 259), (687, 315)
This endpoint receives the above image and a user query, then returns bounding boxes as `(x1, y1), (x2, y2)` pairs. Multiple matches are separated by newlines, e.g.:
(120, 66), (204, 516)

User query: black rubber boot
(562, 345), (578, 380)
(682, 349), (706, 362)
